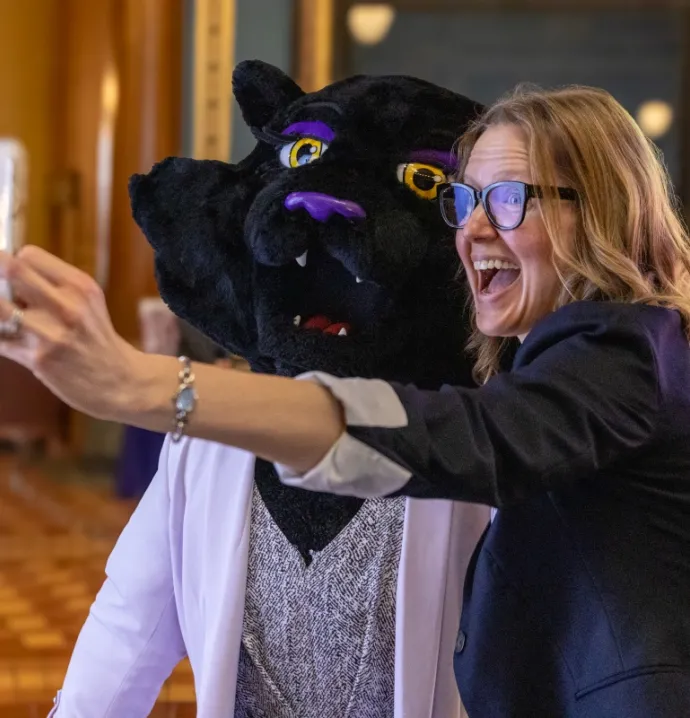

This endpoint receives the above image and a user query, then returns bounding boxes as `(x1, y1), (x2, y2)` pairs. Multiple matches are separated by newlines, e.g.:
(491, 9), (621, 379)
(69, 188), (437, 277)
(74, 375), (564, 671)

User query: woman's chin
(476, 314), (515, 338)
(475, 303), (550, 339)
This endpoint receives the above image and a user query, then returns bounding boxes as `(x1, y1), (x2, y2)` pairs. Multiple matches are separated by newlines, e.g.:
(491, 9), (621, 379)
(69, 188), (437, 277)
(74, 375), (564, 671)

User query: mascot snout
(284, 191), (366, 223)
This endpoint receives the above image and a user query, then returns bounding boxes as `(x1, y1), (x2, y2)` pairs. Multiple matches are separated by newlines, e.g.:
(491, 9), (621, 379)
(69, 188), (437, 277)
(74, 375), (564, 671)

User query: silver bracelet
(172, 356), (197, 442)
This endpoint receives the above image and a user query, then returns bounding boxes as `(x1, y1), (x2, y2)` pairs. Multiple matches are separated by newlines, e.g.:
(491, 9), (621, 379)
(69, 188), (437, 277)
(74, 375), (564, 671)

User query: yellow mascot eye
(396, 162), (447, 200)
(279, 137), (328, 168)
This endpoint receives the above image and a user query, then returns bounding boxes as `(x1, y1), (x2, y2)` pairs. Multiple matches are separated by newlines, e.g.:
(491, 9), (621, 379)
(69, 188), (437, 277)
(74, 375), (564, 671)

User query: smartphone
(0, 138), (28, 301)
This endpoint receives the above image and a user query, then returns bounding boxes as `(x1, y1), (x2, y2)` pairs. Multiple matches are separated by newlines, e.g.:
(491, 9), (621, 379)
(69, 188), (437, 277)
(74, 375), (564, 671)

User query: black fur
(128, 61), (484, 562)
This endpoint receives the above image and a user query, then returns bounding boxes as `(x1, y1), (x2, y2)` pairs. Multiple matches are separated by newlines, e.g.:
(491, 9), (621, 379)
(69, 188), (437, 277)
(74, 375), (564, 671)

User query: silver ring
(0, 307), (24, 339)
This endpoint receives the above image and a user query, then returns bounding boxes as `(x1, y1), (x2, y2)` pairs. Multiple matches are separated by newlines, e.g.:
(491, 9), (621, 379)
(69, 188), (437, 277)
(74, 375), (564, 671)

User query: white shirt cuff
(274, 371), (412, 498)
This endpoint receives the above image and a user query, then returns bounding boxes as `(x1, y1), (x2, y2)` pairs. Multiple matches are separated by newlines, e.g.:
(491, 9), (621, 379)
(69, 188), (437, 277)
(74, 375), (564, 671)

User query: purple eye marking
(409, 149), (456, 171)
(282, 121), (335, 143)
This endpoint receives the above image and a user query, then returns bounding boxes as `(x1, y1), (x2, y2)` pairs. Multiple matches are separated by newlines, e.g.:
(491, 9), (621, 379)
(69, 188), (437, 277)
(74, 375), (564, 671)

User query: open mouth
(282, 246), (386, 340)
(293, 314), (351, 336)
(292, 249), (356, 337)
(474, 259), (521, 295)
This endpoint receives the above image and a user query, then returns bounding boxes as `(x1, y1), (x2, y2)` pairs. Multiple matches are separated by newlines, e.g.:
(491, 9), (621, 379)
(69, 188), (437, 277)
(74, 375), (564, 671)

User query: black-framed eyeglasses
(439, 180), (578, 231)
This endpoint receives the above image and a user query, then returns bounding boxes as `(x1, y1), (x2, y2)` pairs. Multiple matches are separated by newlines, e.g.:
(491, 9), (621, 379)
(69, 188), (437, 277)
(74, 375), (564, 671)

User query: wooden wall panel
(107, 0), (184, 342)
(51, 0), (184, 454)
(193, 0), (236, 161)
(0, 0), (62, 251)
(294, 0), (335, 91)
(0, 0), (66, 450)
(0, 1), (184, 453)
(53, 0), (117, 281)
(53, 0), (183, 343)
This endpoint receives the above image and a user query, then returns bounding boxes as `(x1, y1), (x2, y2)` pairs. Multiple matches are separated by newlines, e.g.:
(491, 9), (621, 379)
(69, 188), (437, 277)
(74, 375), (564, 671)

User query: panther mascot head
(129, 60), (483, 390)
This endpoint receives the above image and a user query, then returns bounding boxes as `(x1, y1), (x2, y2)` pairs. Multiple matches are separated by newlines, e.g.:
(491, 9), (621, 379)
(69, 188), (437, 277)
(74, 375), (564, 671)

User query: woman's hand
(0, 246), (147, 421)
(0, 246), (345, 472)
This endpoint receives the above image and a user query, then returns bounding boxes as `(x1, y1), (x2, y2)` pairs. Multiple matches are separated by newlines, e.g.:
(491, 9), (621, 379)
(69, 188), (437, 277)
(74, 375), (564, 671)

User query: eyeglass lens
(442, 183), (525, 229)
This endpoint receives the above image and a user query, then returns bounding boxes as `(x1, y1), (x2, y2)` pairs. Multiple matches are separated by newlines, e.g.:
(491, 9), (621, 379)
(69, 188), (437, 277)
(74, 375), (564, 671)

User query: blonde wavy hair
(454, 84), (690, 384)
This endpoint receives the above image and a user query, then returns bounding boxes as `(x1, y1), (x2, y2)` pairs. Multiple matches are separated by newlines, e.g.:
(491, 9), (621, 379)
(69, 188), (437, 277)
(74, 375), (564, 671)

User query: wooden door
(0, 0), (183, 455)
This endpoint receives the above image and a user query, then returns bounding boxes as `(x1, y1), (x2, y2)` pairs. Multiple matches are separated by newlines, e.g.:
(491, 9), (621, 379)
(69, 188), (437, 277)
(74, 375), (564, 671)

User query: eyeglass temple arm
(527, 184), (578, 201)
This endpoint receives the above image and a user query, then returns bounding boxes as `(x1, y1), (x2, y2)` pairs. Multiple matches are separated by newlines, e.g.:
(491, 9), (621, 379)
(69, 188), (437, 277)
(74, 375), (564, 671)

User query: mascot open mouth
(287, 202), (370, 340)
(294, 316), (351, 336)
(254, 187), (394, 344)
(281, 243), (390, 341)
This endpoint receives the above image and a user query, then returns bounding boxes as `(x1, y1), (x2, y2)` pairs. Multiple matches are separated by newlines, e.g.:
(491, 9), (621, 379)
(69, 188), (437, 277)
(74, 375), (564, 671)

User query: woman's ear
(232, 60), (304, 130)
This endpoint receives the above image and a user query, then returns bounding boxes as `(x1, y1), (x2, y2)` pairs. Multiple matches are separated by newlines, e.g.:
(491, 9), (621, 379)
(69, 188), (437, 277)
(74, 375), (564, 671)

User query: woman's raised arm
(0, 246), (345, 473)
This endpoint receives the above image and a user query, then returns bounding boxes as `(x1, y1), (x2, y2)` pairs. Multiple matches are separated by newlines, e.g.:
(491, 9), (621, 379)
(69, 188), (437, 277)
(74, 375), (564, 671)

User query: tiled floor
(0, 450), (196, 714)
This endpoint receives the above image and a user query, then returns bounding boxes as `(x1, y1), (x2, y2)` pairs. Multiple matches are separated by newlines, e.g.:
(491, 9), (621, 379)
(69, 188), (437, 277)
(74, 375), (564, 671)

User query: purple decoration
(282, 121), (336, 143)
(284, 192), (367, 223)
(409, 149), (457, 171)
(115, 425), (166, 499)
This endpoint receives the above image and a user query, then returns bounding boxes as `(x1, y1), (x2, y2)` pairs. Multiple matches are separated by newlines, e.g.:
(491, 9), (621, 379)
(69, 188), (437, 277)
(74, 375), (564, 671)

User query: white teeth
(356, 277), (363, 283)
(293, 315), (301, 326)
(338, 328), (348, 336)
(473, 259), (519, 271)
(296, 251), (308, 267)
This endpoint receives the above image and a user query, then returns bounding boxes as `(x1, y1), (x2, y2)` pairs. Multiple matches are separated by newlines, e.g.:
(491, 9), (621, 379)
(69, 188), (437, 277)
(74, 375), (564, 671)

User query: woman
(1, 84), (690, 717)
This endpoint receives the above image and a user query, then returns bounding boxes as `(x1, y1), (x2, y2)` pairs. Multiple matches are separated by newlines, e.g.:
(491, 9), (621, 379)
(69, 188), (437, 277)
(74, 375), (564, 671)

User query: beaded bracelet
(172, 356), (197, 442)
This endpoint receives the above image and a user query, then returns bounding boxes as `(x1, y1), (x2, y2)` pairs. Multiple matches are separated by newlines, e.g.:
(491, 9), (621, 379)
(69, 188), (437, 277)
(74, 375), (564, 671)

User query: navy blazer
(333, 300), (690, 717)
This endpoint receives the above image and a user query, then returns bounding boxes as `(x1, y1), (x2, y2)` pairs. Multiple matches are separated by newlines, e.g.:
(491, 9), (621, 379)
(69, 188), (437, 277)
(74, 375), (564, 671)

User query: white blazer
(49, 434), (490, 717)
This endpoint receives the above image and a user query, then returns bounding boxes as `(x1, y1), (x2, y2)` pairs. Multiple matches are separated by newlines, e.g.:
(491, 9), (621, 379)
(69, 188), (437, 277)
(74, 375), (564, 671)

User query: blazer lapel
(192, 448), (255, 716)
(395, 498), (491, 718)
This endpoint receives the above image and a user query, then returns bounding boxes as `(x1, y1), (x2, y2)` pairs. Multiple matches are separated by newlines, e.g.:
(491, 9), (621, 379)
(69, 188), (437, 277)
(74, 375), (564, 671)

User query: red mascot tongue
(303, 315), (352, 335)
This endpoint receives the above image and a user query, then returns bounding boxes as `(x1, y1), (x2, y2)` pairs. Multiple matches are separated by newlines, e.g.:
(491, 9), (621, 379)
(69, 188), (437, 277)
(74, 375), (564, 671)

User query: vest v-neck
(253, 458), (365, 564)
(235, 484), (406, 717)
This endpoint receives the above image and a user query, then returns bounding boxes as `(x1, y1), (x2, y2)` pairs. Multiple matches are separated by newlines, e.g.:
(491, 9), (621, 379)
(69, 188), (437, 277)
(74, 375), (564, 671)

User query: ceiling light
(347, 3), (396, 46)
(636, 100), (673, 139)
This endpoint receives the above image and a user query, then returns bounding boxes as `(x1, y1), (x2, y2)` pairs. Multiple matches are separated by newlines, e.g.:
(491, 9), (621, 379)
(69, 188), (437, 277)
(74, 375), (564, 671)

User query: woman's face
(456, 123), (575, 340)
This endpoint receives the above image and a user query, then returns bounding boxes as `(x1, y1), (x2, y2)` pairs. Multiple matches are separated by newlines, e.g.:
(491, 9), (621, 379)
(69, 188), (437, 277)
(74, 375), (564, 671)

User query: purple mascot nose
(284, 192), (366, 223)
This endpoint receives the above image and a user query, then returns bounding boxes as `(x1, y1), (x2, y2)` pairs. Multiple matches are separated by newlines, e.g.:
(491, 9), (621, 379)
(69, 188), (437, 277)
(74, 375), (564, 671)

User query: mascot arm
(275, 307), (660, 508)
(49, 438), (186, 717)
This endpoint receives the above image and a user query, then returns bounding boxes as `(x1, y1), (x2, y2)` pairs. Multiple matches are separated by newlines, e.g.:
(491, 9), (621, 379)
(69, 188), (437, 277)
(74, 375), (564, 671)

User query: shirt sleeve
(275, 310), (662, 508)
(49, 436), (186, 717)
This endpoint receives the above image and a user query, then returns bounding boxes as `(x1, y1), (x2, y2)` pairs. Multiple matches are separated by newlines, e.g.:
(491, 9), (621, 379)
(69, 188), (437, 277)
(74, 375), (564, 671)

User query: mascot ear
(233, 60), (304, 130)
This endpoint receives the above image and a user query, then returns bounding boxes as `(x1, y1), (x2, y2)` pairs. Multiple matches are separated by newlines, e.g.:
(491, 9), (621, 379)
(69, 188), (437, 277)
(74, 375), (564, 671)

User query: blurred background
(0, 0), (686, 714)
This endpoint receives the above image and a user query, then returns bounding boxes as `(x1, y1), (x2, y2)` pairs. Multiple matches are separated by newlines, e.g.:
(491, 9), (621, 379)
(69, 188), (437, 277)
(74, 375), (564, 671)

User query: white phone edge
(0, 137), (28, 303)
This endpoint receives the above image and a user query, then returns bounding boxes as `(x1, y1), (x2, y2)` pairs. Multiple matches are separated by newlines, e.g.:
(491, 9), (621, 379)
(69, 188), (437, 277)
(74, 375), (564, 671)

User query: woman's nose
(463, 202), (497, 242)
